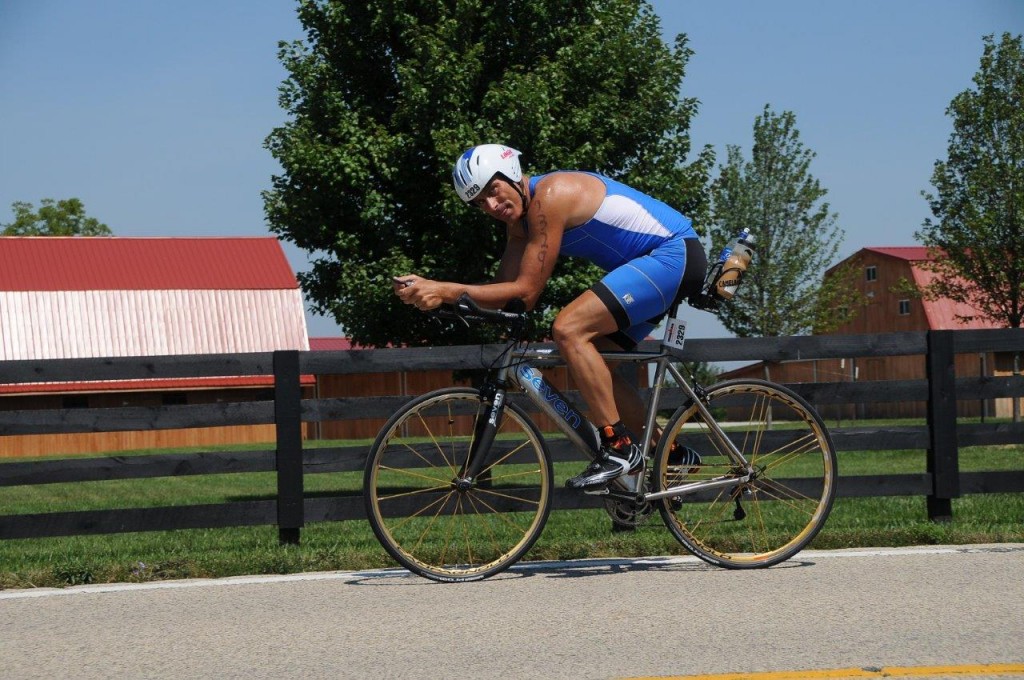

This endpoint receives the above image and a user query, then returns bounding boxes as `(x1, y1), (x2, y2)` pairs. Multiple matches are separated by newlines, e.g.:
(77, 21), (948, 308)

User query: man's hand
(393, 274), (447, 310)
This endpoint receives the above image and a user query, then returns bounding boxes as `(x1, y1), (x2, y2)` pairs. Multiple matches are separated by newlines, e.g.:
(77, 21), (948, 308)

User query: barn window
(898, 299), (910, 315)
(865, 265), (877, 282)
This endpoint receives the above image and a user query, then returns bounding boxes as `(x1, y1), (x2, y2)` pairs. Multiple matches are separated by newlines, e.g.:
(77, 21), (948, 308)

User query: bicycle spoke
(466, 491), (538, 534)
(487, 467), (545, 483)
(386, 491), (452, 533)
(375, 465), (451, 489)
(752, 477), (822, 513)
(682, 486), (738, 534)
(751, 432), (820, 471)
(414, 410), (459, 474)
(408, 496), (451, 557)
(747, 496), (768, 552)
(477, 439), (533, 477)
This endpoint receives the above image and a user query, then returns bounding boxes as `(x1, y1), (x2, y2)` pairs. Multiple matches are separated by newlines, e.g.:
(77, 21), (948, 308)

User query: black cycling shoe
(566, 424), (643, 490)
(668, 444), (702, 472)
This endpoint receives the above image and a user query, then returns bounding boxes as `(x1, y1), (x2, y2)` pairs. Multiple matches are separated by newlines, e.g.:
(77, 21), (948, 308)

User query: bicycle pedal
(582, 487), (611, 496)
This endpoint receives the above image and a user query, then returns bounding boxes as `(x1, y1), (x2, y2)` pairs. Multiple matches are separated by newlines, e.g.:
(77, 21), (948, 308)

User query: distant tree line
(2, 198), (111, 236)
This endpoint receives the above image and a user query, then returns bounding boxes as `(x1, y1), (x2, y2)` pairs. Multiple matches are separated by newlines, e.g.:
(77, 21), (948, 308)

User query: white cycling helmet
(452, 144), (523, 203)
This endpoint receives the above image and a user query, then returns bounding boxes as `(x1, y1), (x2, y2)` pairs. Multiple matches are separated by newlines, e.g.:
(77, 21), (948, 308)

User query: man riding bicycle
(393, 144), (706, 490)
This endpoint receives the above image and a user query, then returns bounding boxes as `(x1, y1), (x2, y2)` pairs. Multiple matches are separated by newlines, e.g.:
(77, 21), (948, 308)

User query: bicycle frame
(461, 345), (753, 503)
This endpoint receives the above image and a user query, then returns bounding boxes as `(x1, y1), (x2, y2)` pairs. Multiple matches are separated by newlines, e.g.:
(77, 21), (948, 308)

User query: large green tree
(2, 198), (112, 236)
(709, 105), (856, 337)
(917, 33), (1024, 328)
(264, 0), (713, 346)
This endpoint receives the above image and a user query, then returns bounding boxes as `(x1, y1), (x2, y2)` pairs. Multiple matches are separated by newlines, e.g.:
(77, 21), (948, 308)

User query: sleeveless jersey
(528, 172), (697, 271)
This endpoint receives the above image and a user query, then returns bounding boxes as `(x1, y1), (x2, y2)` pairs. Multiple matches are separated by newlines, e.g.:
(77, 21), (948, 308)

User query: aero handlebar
(431, 293), (527, 330)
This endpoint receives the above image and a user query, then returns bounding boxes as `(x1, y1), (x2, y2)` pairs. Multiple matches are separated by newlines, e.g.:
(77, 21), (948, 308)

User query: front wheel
(654, 379), (837, 568)
(364, 387), (553, 582)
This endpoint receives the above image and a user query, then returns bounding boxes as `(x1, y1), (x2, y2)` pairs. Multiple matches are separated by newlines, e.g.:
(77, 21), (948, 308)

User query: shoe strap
(600, 423), (630, 447)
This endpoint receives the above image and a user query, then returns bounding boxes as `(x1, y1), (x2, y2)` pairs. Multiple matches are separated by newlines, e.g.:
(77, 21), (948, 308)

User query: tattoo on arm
(534, 200), (548, 265)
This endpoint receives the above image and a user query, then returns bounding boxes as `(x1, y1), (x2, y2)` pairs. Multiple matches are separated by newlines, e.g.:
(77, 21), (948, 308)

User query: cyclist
(394, 144), (706, 490)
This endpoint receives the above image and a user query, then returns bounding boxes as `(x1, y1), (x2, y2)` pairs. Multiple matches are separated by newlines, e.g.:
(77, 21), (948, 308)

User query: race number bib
(662, 317), (686, 357)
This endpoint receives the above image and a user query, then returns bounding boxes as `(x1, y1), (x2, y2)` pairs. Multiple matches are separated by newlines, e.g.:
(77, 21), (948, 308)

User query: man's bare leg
(553, 291), (646, 489)
(551, 291), (621, 427)
(608, 359), (647, 437)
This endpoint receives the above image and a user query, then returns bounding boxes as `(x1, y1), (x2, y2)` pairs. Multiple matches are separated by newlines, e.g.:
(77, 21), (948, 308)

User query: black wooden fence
(1, 328), (1022, 544)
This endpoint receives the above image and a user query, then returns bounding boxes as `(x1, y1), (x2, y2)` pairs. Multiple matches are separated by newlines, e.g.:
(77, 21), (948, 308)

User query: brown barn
(307, 336), (469, 440)
(720, 246), (1019, 420)
(0, 236), (313, 457)
(308, 336), (588, 440)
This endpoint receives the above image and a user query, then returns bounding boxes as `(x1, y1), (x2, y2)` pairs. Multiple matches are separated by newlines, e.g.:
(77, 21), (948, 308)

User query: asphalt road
(1, 544), (1022, 680)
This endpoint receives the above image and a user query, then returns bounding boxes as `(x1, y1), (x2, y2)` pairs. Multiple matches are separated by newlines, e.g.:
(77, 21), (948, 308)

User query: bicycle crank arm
(583, 487), (641, 505)
(643, 473), (751, 502)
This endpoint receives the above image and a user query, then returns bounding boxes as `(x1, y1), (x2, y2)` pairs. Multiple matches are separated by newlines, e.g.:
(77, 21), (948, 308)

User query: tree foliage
(709, 105), (856, 337)
(2, 198), (112, 236)
(917, 33), (1024, 328)
(264, 0), (713, 346)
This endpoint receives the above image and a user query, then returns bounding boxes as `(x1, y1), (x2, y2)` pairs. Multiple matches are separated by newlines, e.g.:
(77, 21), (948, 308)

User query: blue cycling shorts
(592, 237), (706, 350)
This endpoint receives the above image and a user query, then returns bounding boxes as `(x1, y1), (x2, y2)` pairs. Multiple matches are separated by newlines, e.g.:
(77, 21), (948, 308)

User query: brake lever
(429, 305), (471, 328)
(428, 294), (529, 334)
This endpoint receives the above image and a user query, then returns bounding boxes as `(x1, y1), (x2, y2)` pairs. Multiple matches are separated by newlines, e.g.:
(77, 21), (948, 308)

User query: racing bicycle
(363, 295), (837, 582)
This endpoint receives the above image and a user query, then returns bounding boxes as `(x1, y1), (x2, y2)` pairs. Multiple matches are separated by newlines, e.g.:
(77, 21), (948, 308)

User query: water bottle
(713, 229), (755, 300)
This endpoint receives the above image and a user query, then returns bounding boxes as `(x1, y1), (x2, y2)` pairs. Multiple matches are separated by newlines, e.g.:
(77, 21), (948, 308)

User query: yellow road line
(624, 663), (1024, 680)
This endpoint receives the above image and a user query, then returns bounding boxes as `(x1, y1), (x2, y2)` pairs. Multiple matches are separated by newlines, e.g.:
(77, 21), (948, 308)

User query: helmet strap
(494, 174), (530, 222)
(513, 177), (530, 219)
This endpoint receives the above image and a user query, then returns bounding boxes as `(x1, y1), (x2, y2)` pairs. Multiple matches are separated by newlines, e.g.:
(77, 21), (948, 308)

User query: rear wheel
(654, 379), (837, 568)
(364, 387), (553, 582)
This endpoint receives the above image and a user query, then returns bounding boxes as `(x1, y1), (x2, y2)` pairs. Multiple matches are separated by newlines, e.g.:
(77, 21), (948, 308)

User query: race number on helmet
(452, 144), (522, 203)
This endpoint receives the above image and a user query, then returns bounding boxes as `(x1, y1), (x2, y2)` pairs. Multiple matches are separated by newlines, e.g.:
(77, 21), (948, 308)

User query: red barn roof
(863, 246), (933, 261)
(0, 236), (311, 394)
(309, 337), (357, 351)
(0, 236), (299, 291)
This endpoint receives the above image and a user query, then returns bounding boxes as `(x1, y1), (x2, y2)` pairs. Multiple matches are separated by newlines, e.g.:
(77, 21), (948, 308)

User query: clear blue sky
(1, 1), (1021, 340)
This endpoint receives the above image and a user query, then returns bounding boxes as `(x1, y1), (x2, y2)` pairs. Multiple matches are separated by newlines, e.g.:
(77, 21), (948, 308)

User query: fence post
(274, 350), (304, 545)
(925, 330), (959, 521)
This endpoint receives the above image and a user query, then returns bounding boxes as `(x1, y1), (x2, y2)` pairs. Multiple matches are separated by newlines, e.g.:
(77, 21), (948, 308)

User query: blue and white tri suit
(529, 172), (706, 348)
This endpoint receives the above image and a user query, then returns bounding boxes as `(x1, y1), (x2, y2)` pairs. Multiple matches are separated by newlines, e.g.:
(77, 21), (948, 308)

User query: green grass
(1, 443), (1022, 589)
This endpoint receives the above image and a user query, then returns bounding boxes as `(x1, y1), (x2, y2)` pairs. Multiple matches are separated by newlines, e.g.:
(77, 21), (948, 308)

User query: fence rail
(1, 329), (1022, 543)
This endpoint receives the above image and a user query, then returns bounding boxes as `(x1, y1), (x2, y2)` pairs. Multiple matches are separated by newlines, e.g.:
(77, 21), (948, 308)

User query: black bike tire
(653, 378), (838, 569)
(363, 387), (554, 582)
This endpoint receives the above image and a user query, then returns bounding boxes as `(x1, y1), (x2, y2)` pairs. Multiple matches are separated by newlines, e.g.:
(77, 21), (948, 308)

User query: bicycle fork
(455, 381), (508, 490)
